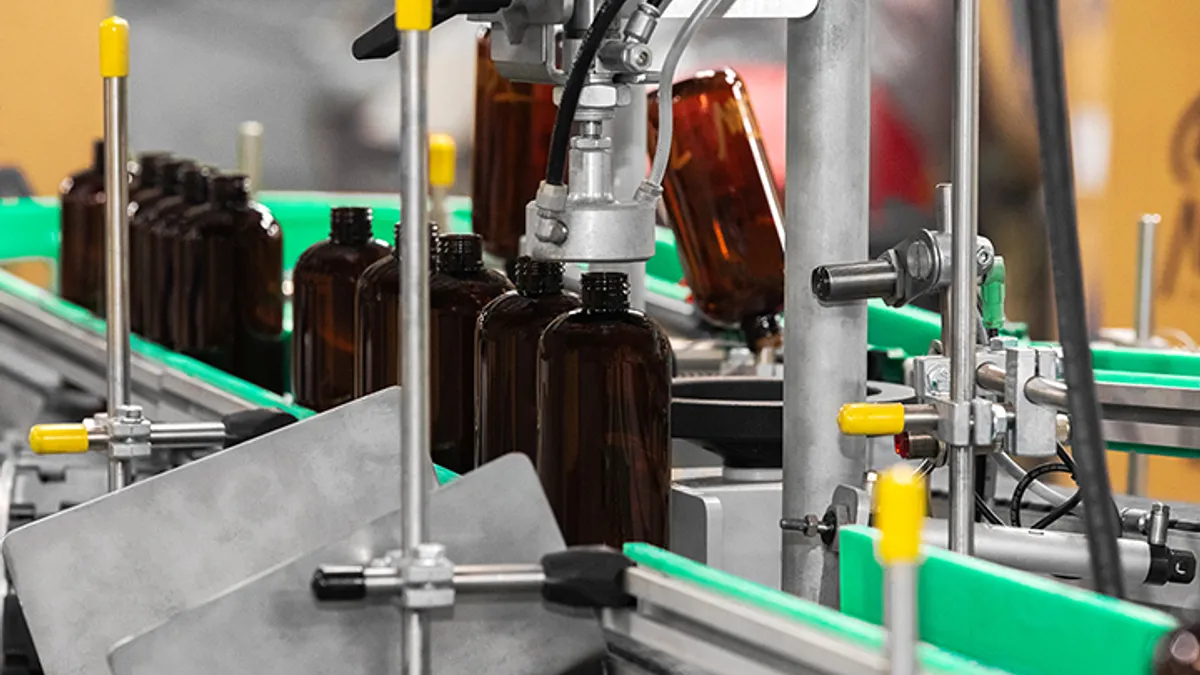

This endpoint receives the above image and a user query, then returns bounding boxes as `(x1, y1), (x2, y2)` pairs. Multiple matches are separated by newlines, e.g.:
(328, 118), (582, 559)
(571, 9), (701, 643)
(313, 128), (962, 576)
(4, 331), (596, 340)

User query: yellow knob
(875, 465), (927, 564)
(837, 402), (905, 436)
(429, 133), (456, 189)
(29, 424), (91, 455)
(395, 0), (433, 31)
(99, 16), (130, 78)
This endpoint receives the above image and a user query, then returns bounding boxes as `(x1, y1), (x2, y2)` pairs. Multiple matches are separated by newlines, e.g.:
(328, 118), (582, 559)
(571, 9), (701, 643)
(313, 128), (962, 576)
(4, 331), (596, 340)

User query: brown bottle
(648, 69), (785, 351)
(476, 257), (580, 468)
(128, 151), (173, 333)
(353, 224), (440, 398)
(173, 175), (284, 390)
(135, 159), (194, 341)
(1154, 626), (1200, 675)
(59, 140), (106, 314)
(429, 234), (513, 473)
(471, 28), (557, 263)
(293, 207), (391, 411)
(145, 164), (210, 347)
(537, 272), (672, 548)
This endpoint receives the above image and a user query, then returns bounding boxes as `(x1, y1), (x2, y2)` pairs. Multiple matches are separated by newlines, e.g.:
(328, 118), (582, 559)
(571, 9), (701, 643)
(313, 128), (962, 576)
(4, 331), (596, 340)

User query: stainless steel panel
(107, 454), (605, 675)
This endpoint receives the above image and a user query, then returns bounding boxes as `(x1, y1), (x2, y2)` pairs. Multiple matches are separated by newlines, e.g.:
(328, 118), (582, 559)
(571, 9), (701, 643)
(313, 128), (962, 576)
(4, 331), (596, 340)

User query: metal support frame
(782, 0), (870, 602)
(947, 0), (981, 555)
(103, 53), (132, 491)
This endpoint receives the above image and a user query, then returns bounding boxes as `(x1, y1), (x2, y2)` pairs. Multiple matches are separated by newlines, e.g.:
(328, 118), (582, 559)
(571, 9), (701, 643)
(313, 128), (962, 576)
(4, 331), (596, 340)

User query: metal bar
(621, 567), (896, 675)
(782, 0), (870, 603)
(399, 27), (431, 675)
(104, 74), (131, 491)
(452, 564), (546, 592)
(237, 121), (264, 198)
(936, 184), (953, 348)
(921, 520), (1151, 588)
(947, 0), (980, 555)
(1128, 213), (1159, 496)
(885, 564), (917, 675)
(87, 422), (227, 450)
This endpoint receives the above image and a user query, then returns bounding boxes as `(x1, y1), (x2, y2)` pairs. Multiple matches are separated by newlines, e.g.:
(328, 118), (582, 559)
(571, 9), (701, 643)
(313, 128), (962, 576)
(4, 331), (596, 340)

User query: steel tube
(148, 422), (227, 448)
(399, 28), (431, 675)
(885, 564), (917, 675)
(947, 0), (981, 555)
(782, 2), (870, 602)
(810, 261), (897, 303)
(936, 184), (953, 347)
(237, 121), (264, 198)
(922, 520), (1150, 589)
(1129, 213), (1159, 496)
(103, 75), (131, 492)
(902, 404), (940, 434)
(453, 564), (546, 592)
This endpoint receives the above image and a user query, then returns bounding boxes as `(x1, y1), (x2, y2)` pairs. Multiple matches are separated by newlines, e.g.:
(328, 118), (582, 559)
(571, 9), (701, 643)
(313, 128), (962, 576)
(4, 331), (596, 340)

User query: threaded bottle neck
(438, 234), (484, 274)
(182, 166), (214, 204)
(581, 272), (630, 312)
(514, 256), (565, 297)
(330, 207), (373, 245)
(160, 160), (195, 196)
(741, 314), (781, 349)
(211, 174), (249, 208)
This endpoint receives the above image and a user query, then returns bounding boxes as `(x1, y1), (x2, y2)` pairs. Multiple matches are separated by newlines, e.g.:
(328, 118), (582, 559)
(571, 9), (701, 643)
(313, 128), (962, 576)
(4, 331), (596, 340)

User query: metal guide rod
(237, 121), (264, 198)
(398, 0), (433, 668)
(101, 16), (132, 491)
(1129, 213), (1159, 496)
(935, 184), (953, 348)
(947, 0), (980, 554)
(782, 0), (870, 601)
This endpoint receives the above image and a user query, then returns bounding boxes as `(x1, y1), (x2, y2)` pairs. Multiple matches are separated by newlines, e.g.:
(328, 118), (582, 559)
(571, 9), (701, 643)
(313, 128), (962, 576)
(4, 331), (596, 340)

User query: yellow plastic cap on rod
(429, 133), (456, 188)
(837, 402), (905, 436)
(395, 0), (433, 31)
(28, 424), (90, 455)
(99, 16), (130, 78)
(875, 465), (926, 564)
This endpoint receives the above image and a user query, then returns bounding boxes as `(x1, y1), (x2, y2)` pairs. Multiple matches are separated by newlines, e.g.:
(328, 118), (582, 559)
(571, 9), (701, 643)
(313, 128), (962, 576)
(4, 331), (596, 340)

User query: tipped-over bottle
(59, 140), (106, 314)
(476, 257), (580, 468)
(429, 233), (513, 473)
(537, 272), (673, 547)
(293, 207), (390, 411)
(648, 69), (785, 352)
(471, 28), (557, 264)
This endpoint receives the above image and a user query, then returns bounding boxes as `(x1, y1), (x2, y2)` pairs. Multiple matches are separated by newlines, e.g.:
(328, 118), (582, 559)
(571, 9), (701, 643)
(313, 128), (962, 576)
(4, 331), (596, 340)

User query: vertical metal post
(1128, 213), (1159, 496)
(947, 0), (980, 555)
(237, 121), (264, 198)
(600, 95), (649, 310)
(101, 17), (132, 491)
(782, 1), (870, 602)
(886, 564), (918, 675)
(399, 26), (431, 675)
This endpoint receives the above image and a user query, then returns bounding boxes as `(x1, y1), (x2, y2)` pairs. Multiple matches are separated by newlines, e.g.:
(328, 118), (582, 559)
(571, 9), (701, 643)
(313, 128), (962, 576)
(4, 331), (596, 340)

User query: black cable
(1027, 0), (1125, 598)
(1009, 462), (1073, 528)
(1055, 443), (1077, 472)
(975, 493), (1004, 525)
(1031, 490), (1083, 530)
(544, 0), (629, 187)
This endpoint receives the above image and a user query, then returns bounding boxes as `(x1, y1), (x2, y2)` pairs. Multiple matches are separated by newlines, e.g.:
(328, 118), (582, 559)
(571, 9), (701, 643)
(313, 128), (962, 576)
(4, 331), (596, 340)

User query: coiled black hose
(1009, 462), (1074, 529)
(1027, 0), (1125, 598)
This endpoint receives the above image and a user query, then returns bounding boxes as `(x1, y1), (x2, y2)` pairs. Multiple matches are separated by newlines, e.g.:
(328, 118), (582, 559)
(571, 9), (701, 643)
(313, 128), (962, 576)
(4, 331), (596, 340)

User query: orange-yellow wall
(0, 1), (108, 196)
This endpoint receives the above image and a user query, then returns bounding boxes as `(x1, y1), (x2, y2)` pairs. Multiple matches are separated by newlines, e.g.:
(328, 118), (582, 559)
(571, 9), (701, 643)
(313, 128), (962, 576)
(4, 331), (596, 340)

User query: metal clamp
(1003, 346), (1059, 457)
(107, 404), (152, 460)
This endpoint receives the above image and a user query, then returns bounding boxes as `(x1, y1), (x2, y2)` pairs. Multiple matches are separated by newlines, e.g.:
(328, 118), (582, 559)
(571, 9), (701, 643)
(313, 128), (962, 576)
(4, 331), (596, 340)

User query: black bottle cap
(159, 159), (195, 196)
(514, 256), (565, 297)
(91, 140), (105, 172)
(136, 152), (173, 187)
(211, 174), (250, 207)
(581, 272), (630, 311)
(438, 234), (484, 274)
(741, 314), (781, 348)
(330, 207), (373, 245)
(181, 166), (215, 204)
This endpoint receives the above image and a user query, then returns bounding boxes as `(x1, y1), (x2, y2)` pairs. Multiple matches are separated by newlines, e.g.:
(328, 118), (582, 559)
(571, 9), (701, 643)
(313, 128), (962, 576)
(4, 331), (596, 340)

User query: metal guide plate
(3, 387), (411, 675)
(107, 454), (605, 675)
(661, 0), (817, 19)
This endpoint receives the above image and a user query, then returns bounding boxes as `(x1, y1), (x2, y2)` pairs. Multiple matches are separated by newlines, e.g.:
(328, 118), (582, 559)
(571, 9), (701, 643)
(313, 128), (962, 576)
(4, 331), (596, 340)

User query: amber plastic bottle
(1154, 626), (1200, 675)
(59, 140), (106, 314)
(476, 257), (580, 468)
(648, 69), (785, 351)
(353, 224), (439, 398)
(293, 207), (391, 411)
(537, 272), (673, 548)
(471, 28), (557, 263)
(144, 164), (210, 346)
(133, 158), (194, 339)
(429, 234), (513, 473)
(129, 152), (172, 332)
(172, 175), (284, 390)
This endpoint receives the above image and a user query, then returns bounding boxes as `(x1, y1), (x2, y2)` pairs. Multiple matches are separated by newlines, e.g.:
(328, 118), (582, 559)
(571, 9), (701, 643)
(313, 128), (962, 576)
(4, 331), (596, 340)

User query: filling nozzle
(812, 260), (899, 304)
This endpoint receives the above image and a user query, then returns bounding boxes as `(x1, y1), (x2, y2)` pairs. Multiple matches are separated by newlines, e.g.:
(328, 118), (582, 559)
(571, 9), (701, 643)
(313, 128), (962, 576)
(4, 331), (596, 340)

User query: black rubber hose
(975, 493), (1004, 525)
(1031, 491), (1083, 530)
(1009, 462), (1073, 528)
(1026, 0), (1125, 598)
(544, 0), (629, 186)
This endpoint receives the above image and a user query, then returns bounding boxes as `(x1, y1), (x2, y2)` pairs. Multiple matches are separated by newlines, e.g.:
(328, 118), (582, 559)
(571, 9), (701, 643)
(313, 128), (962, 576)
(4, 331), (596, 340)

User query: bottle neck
(437, 234), (484, 274)
(515, 258), (565, 298)
(581, 272), (630, 313)
(331, 223), (371, 246)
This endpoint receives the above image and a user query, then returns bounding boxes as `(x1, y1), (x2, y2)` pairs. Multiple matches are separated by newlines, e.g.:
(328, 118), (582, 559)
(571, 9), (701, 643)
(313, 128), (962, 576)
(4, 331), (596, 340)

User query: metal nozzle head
(311, 566), (367, 601)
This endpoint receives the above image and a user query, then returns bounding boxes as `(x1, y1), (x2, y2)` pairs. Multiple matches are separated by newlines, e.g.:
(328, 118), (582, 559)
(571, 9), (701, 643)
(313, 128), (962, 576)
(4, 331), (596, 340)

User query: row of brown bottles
(58, 145), (284, 391)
